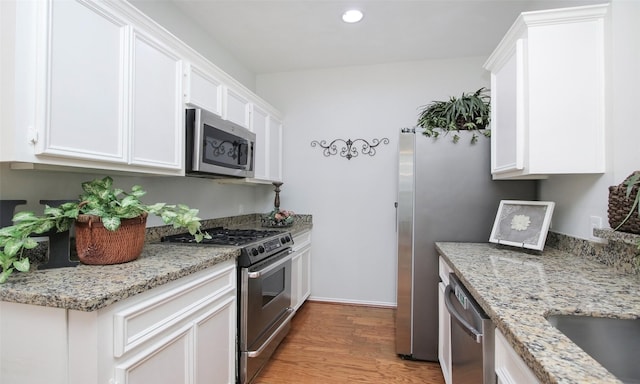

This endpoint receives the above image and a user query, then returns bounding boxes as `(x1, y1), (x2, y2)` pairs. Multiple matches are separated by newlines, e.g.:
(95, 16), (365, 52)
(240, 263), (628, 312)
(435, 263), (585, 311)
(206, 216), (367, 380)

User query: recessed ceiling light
(342, 9), (364, 23)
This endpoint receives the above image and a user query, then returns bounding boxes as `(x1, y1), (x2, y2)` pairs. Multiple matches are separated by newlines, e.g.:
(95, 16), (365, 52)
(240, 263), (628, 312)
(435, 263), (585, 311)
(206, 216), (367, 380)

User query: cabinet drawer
(292, 230), (312, 251)
(113, 262), (235, 357)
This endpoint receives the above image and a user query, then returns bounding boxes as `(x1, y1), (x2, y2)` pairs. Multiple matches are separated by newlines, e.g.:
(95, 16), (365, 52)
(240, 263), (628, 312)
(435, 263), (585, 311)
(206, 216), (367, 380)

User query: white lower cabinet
(0, 260), (237, 384)
(291, 230), (312, 311)
(495, 328), (540, 384)
(438, 256), (453, 384)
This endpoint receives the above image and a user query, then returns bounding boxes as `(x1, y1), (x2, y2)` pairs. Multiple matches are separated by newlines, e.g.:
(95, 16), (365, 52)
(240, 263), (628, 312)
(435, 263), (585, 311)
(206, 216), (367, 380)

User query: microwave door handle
(192, 109), (203, 172)
(444, 284), (483, 343)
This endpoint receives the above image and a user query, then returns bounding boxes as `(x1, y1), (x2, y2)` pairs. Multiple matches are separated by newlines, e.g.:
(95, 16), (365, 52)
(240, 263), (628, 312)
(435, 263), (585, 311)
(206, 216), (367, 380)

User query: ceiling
(169, 0), (606, 75)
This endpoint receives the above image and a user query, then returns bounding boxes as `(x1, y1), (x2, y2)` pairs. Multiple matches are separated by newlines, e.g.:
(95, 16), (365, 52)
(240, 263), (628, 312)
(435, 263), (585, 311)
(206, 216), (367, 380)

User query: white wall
(257, 57), (489, 306)
(128, 0), (256, 91)
(539, 0), (640, 240)
(0, 166), (274, 228)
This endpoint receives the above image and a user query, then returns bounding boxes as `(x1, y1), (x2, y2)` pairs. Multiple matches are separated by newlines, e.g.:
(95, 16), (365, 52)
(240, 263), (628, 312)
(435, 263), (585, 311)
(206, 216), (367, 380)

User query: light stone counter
(0, 213), (313, 312)
(436, 241), (640, 384)
(0, 243), (239, 312)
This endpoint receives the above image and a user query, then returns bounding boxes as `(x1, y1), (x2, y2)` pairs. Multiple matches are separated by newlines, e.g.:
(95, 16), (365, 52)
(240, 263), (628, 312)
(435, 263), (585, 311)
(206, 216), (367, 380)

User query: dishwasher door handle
(444, 284), (483, 343)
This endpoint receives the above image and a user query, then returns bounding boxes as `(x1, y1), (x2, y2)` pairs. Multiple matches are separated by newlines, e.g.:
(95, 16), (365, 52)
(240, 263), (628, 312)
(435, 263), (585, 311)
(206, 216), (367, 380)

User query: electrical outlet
(589, 216), (606, 243)
(239, 204), (245, 214)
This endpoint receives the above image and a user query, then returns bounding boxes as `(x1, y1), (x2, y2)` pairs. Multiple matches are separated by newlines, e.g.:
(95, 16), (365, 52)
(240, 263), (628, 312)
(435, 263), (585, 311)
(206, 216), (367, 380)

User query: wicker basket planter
(608, 171), (640, 235)
(74, 213), (148, 265)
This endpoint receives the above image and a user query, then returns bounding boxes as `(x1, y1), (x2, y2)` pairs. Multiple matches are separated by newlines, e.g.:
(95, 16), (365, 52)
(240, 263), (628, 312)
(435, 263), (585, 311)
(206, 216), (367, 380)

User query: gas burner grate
(162, 227), (283, 246)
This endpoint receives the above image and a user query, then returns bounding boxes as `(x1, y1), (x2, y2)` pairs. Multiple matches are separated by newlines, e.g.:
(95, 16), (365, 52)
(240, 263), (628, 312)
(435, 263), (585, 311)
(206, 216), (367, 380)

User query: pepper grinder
(272, 182), (283, 210)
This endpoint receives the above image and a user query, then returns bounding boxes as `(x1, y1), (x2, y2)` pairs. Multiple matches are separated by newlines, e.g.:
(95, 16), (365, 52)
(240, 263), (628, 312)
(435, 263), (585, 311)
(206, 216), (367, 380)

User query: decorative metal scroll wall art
(206, 138), (246, 161)
(310, 137), (390, 160)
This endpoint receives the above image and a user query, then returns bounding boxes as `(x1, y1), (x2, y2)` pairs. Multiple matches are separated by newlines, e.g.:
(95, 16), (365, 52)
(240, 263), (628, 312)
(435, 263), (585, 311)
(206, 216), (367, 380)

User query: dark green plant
(614, 172), (640, 250)
(0, 177), (210, 283)
(417, 87), (491, 144)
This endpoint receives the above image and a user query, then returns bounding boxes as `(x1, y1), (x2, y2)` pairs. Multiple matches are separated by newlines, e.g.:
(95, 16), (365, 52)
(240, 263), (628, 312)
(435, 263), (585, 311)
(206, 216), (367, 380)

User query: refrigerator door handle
(444, 284), (483, 343)
(394, 201), (398, 232)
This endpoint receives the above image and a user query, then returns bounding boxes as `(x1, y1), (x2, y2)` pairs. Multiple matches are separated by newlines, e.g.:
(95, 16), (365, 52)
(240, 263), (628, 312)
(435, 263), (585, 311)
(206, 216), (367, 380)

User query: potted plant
(262, 208), (295, 228)
(608, 171), (640, 240)
(0, 176), (210, 283)
(417, 87), (491, 144)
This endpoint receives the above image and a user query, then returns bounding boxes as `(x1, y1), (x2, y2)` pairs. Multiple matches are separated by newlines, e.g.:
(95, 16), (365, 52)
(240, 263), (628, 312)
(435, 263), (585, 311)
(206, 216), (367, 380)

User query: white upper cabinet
(267, 115), (283, 182)
(2, 0), (284, 178)
(183, 62), (223, 116)
(3, 0), (185, 175)
(130, 29), (183, 170)
(249, 104), (283, 183)
(484, 4), (608, 179)
(223, 86), (251, 128)
(251, 104), (270, 181)
(39, 0), (128, 164)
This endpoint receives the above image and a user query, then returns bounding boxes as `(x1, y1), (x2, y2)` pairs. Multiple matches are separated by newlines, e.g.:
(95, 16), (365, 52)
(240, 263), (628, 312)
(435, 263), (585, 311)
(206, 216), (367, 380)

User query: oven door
(239, 249), (294, 383)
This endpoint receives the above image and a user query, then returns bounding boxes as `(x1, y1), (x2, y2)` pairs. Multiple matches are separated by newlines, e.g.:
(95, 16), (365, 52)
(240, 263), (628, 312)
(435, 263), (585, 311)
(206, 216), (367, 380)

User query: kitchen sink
(547, 314), (640, 384)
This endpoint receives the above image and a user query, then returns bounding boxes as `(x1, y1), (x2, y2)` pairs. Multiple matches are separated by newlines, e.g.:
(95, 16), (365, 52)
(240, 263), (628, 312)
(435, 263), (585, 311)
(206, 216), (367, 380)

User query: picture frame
(489, 200), (555, 251)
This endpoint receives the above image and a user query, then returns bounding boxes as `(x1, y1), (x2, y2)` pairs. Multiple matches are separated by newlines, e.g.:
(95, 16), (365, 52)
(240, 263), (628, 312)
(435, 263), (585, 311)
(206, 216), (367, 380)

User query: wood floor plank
(254, 301), (445, 384)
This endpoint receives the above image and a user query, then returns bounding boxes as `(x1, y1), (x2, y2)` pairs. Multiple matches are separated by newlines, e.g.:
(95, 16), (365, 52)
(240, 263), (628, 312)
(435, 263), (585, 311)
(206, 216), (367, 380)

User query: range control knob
(251, 248), (259, 256)
(281, 236), (288, 245)
(258, 245), (265, 253)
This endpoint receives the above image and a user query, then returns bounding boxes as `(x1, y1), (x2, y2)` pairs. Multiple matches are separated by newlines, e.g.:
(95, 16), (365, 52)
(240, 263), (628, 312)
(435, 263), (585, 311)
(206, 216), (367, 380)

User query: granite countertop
(0, 213), (313, 312)
(436, 242), (640, 384)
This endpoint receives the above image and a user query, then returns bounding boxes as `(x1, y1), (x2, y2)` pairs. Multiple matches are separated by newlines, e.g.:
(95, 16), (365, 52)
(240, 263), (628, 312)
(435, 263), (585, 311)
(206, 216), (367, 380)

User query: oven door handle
(247, 307), (296, 358)
(247, 250), (293, 279)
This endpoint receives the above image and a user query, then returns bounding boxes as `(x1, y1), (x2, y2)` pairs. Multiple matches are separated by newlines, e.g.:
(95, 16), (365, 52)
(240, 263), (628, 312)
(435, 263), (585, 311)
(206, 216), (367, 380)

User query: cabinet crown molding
(484, 3), (609, 71)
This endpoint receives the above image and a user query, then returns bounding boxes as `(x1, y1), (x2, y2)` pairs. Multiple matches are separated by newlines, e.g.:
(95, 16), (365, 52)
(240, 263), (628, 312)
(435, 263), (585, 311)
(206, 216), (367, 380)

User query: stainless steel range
(162, 227), (294, 383)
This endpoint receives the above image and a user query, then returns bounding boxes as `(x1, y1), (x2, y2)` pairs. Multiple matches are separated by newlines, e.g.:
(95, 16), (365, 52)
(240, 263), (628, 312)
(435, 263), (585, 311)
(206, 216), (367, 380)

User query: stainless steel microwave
(185, 108), (255, 178)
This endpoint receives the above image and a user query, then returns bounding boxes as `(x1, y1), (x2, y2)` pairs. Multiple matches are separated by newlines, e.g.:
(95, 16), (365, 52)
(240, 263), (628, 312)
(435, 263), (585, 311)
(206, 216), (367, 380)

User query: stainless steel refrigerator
(395, 128), (536, 361)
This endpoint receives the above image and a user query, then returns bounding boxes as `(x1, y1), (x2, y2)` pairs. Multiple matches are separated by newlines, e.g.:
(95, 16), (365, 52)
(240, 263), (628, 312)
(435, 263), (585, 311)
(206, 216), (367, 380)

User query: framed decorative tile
(489, 200), (555, 251)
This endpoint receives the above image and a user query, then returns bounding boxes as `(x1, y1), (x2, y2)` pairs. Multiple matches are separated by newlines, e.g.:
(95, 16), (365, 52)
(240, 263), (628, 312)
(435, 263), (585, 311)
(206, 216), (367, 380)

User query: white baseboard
(308, 295), (396, 309)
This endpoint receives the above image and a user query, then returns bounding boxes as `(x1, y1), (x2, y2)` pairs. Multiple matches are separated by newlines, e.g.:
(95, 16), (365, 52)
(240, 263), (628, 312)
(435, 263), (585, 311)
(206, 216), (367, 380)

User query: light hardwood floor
(254, 301), (445, 384)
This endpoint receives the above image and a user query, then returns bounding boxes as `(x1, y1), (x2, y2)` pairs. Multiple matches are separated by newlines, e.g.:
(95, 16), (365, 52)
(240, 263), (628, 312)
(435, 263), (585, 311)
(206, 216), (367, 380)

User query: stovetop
(161, 227), (293, 267)
(162, 227), (283, 246)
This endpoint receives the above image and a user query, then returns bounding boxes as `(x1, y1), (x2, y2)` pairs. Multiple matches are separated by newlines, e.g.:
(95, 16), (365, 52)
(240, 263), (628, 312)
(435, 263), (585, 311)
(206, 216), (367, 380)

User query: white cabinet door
(130, 29), (183, 170)
(438, 282), (452, 384)
(248, 105), (284, 183)
(194, 295), (236, 384)
(267, 115), (283, 182)
(223, 86), (251, 128)
(490, 43), (523, 174)
(495, 328), (540, 384)
(40, 0), (128, 163)
(251, 104), (270, 181)
(484, 4), (608, 179)
(115, 327), (191, 384)
(291, 231), (312, 311)
(438, 256), (453, 384)
(184, 63), (223, 116)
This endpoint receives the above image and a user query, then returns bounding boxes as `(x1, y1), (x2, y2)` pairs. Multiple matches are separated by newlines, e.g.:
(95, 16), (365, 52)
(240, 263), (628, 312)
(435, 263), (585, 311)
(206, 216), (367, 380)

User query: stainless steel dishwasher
(444, 273), (495, 384)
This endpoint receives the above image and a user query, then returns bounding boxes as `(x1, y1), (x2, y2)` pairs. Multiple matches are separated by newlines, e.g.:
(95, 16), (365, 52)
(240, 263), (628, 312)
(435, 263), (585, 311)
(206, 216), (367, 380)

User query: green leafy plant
(417, 87), (491, 144)
(262, 208), (295, 227)
(613, 173), (640, 251)
(0, 176), (210, 283)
